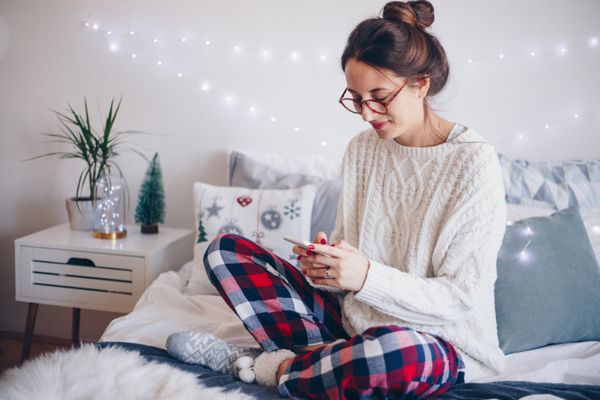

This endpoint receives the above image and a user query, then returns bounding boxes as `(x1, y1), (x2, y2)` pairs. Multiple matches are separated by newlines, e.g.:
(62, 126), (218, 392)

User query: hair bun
(382, 1), (435, 30)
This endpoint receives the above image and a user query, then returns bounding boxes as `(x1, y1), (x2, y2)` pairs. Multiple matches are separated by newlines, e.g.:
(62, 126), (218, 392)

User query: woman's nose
(360, 105), (376, 122)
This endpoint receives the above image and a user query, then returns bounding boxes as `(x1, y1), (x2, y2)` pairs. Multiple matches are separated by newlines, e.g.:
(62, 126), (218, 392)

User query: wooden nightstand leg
(21, 302), (38, 363)
(72, 308), (81, 347)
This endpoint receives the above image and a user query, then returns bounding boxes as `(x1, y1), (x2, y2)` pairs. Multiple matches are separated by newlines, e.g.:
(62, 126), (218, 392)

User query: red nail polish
(297, 255), (302, 260)
(308, 244), (315, 249)
(331, 244), (335, 247)
(307, 250), (314, 256)
(320, 239), (326, 244)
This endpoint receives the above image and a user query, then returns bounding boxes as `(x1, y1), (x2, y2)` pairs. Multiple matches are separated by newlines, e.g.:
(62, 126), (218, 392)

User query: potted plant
(24, 96), (149, 231)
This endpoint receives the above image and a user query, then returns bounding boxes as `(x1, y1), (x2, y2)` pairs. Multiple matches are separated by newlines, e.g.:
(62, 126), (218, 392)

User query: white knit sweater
(328, 125), (508, 382)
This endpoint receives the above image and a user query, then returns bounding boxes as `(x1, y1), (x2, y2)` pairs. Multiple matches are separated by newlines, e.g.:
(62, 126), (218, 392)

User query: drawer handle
(66, 257), (96, 267)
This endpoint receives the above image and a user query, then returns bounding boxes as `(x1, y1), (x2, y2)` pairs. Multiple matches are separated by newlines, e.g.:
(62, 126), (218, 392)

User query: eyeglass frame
(338, 78), (410, 115)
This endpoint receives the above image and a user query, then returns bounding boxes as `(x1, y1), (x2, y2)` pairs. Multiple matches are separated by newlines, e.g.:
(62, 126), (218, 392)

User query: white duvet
(100, 261), (600, 386)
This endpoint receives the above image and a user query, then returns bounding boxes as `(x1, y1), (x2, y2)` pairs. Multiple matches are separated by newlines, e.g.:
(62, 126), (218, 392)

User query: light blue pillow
(495, 206), (600, 354)
(228, 151), (342, 241)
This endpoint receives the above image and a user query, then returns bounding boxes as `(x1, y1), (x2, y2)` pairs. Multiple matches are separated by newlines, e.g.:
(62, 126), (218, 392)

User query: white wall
(0, 0), (599, 340)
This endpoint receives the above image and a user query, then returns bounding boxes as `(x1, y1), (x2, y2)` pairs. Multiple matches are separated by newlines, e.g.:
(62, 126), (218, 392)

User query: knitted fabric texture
(329, 127), (508, 379)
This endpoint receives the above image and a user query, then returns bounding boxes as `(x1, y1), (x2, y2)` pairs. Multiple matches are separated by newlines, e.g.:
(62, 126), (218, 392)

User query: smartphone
(284, 237), (329, 256)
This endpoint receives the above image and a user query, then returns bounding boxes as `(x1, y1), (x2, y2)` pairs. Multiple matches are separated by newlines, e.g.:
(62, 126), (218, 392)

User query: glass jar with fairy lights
(93, 175), (128, 239)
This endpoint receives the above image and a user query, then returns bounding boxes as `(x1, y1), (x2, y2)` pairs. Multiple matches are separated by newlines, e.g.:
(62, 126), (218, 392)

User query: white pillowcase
(507, 203), (600, 265)
(185, 182), (317, 295)
(227, 147), (342, 180)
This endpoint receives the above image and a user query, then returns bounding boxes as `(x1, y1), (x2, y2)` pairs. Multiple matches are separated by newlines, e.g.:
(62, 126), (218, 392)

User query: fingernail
(297, 255), (302, 260)
(308, 244), (315, 249)
(331, 244), (335, 247)
(320, 239), (326, 244)
(306, 250), (314, 256)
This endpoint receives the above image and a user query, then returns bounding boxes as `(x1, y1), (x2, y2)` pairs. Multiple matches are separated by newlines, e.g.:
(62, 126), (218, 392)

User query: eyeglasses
(338, 80), (408, 115)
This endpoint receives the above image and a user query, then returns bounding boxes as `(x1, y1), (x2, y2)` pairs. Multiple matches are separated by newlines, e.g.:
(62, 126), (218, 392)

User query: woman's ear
(418, 77), (431, 99)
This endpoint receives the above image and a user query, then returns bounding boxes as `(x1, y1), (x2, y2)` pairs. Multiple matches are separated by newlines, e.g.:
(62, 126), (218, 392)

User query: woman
(167, 1), (507, 398)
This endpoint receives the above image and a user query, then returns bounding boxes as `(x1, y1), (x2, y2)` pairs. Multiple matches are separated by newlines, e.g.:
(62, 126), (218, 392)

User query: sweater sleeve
(353, 147), (507, 326)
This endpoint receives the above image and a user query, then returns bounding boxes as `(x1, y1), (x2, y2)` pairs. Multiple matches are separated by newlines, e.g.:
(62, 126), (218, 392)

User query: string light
(83, 18), (599, 138)
(519, 225), (534, 262)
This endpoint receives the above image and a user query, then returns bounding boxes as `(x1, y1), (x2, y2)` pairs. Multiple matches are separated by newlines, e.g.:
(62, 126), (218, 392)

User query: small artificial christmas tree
(135, 152), (165, 234)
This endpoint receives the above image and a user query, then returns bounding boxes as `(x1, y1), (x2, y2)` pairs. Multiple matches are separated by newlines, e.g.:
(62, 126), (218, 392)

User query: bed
(93, 260), (600, 399)
(2, 147), (600, 399)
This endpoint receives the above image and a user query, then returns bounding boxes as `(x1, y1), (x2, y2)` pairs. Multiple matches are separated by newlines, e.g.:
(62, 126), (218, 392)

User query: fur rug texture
(0, 344), (255, 400)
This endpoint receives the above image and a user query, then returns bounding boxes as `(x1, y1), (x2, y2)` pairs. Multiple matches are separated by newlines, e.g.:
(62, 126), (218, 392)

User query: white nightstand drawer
(17, 246), (145, 313)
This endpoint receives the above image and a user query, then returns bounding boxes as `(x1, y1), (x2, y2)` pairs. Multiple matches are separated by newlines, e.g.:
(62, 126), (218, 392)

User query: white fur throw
(0, 344), (255, 400)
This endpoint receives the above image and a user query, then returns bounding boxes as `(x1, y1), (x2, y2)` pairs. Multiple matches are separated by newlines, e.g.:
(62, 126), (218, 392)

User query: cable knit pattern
(329, 126), (508, 381)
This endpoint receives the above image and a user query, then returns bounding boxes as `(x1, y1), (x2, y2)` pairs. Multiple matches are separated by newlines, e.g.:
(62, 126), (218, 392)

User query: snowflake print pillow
(186, 182), (317, 295)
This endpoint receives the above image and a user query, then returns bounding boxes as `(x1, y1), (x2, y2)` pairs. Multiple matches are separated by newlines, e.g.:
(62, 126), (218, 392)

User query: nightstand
(14, 222), (194, 362)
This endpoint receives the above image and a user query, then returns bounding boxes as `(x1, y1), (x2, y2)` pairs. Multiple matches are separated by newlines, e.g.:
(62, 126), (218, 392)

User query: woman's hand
(291, 232), (370, 292)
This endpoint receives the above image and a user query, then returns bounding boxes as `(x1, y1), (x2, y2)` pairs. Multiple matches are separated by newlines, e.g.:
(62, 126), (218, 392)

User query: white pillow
(185, 182), (317, 295)
(507, 203), (600, 265)
(227, 147), (342, 180)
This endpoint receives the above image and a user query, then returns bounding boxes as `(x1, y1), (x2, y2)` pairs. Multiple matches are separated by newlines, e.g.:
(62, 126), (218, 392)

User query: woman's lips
(371, 121), (388, 130)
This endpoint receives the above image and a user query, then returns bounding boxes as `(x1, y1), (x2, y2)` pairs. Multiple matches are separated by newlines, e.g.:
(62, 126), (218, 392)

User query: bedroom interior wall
(0, 0), (598, 341)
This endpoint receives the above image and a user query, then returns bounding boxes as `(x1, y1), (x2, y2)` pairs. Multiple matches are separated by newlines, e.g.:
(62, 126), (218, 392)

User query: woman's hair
(341, 1), (451, 142)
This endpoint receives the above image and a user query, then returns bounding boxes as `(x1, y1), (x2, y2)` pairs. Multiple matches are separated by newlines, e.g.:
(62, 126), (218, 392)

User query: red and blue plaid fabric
(204, 233), (465, 399)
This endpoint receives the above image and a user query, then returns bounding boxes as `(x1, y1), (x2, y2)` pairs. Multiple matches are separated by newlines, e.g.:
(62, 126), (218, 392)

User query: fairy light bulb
(201, 82), (211, 92)
(270, 116), (276, 122)
(544, 123), (550, 130)
(225, 94), (234, 104)
(321, 141), (328, 147)
(262, 50), (271, 58)
(592, 225), (600, 234)
(574, 113), (579, 119)
(177, 72), (183, 78)
(467, 58), (473, 63)
(249, 106), (256, 113)
(156, 60), (163, 66)
(129, 30), (135, 35)
(181, 37), (187, 43)
(106, 30), (112, 35)
(153, 38), (159, 44)
(518, 134), (524, 140)
(530, 52), (536, 57)
(590, 37), (599, 47)
(131, 53), (137, 59)
(320, 55), (327, 60)
(290, 52), (300, 61)
(205, 40), (211, 45)
(498, 54), (504, 59)
(92, 23), (99, 30)
(109, 43), (119, 52)
(294, 127), (300, 132)
(84, 21), (90, 27)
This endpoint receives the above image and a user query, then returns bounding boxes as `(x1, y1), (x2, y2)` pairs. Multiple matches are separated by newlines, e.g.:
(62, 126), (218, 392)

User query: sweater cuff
(354, 259), (393, 305)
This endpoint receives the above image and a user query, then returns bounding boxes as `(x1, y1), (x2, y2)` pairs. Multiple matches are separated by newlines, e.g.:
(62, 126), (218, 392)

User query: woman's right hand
(292, 231), (329, 271)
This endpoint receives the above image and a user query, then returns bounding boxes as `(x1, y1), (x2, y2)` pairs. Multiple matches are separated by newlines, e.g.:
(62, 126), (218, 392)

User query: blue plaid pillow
(498, 153), (600, 210)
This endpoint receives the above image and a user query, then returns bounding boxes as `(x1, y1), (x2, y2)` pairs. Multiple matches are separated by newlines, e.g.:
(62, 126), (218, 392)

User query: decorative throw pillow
(228, 150), (343, 240)
(185, 182), (317, 295)
(498, 153), (600, 210)
(507, 204), (600, 265)
(495, 206), (600, 354)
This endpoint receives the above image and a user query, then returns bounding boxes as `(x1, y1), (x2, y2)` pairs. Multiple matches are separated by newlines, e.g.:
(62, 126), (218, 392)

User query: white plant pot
(65, 197), (96, 231)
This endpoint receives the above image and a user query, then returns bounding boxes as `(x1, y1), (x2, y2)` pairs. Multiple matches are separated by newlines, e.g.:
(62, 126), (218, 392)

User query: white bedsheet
(100, 262), (600, 386)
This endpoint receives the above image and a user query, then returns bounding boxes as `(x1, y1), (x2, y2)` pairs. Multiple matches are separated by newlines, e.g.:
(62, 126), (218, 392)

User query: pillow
(507, 203), (600, 264)
(228, 150), (343, 240)
(498, 153), (600, 210)
(228, 147), (341, 181)
(495, 206), (600, 354)
(185, 182), (317, 295)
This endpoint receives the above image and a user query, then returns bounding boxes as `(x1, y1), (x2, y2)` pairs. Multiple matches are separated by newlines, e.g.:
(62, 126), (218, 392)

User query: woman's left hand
(301, 240), (370, 292)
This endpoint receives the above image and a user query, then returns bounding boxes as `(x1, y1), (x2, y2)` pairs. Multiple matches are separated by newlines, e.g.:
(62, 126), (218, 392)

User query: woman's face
(343, 58), (429, 143)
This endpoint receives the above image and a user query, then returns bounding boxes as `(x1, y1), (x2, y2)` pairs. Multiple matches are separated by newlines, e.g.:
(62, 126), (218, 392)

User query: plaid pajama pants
(203, 233), (465, 399)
